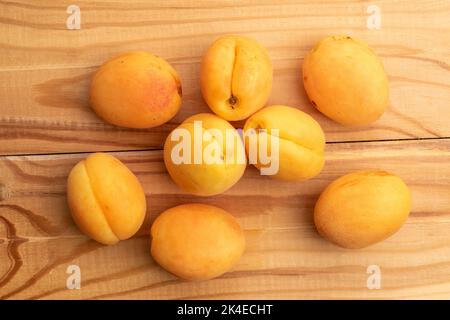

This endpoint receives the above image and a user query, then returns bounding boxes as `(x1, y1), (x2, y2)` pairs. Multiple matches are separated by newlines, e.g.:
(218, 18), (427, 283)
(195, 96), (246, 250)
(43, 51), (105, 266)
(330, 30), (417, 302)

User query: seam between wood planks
(0, 136), (449, 159)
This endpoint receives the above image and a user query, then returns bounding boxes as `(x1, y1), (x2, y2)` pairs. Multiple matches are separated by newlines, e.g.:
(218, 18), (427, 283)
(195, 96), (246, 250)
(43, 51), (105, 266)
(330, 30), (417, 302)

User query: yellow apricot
(303, 35), (389, 125)
(314, 171), (411, 249)
(67, 153), (146, 245)
(163, 113), (247, 196)
(150, 203), (245, 280)
(90, 51), (182, 129)
(243, 105), (325, 181)
(200, 35), (273, 121)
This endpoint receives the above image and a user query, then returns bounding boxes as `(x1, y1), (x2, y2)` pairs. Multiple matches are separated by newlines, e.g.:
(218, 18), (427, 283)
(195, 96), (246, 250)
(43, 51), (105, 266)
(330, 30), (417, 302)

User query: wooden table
(0, 0), (449, 300)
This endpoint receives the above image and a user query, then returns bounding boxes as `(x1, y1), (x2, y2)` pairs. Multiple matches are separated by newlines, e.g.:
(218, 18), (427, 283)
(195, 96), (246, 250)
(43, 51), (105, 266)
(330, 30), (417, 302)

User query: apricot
(150, 203), (245, 280)
(163, 113), (247, 196)
(200, 35), (273, 121)
(90, 51), (182, 129)
(243, 105), (325, 181)
(303, 35), (389, 125)
(67, 153), (146, 245)
(314, 171), (411, 249)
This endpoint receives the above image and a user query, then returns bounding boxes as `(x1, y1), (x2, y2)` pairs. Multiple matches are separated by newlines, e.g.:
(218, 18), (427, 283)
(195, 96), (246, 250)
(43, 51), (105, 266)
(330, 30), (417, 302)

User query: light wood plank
(0, 139), (449, 299)
(1, 0), (449, 154)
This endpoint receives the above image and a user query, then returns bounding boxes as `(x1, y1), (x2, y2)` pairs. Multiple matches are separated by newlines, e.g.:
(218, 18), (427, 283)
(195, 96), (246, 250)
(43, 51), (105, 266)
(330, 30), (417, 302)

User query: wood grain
(1, 0), (449, 300)
(0, 139), (449, 299)
(1, 0), (450, 155)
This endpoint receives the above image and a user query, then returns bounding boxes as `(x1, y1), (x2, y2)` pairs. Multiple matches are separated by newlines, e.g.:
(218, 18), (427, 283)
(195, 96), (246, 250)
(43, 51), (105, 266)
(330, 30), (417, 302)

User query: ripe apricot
(150, 203), (245, 280)
(200, 35), (272, 121)
(303, 35), (389, 125)
(90, 51), (182, 128)
(243, 105), (325, 181)
(67, 153), (146, 245)
(314, 170), (411, 249)
(163, 113), (246, 196)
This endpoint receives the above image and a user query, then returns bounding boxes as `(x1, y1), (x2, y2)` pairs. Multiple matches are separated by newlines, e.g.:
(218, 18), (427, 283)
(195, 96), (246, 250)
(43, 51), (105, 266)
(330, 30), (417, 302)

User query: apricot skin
(90, 51), (182, 129)
(67, 153), (146, 245)
(163, 113), (247, 196)
(243, 105), (325, 181)
(200, 35), (273, 121)
(303, 36), (389, 126)
(150, 203), (245, 281)
(314, 171), (411, 249)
